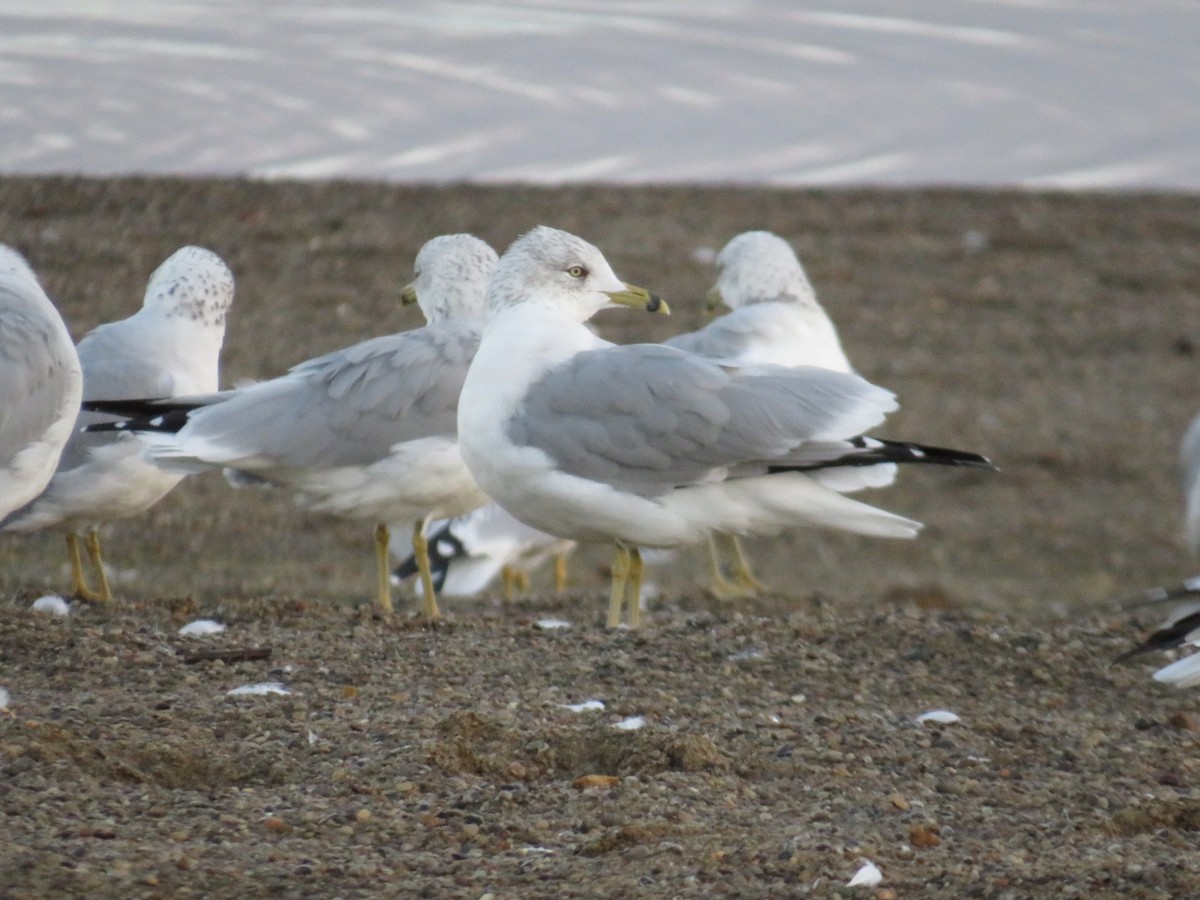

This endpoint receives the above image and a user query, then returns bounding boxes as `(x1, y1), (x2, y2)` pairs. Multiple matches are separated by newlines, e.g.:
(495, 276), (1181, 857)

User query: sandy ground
(2, 177), (1200, 897)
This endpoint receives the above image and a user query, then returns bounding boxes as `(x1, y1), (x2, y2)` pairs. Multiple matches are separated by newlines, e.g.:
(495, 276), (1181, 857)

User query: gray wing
(662, 310), (763, 360)
(45, 319), (191, 473)
(77, 322), (180, 402)
(505, 343), (895, 493)
(180, 323), (479, 470)
(0, 293), (80, 469)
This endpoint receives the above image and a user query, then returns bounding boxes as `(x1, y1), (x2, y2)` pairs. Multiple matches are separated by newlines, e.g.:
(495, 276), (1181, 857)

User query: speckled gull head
(484, 226), (666, 323)
(399, 234), (499, 324)
(143, 246), (234, 328)
(707, 230), (818, 312)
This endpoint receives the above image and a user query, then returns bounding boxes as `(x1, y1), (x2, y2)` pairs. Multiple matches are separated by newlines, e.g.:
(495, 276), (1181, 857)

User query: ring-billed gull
(392, 502), (575, 599)
(1116, 591), (1200, 687)
(668, 231), (851, 370)
(90, 234), (497, 618)
(3, 246), (234, 601)
(1118, 412), (1200, 685)
(666, 230), (861, 598)
(0, 246), (83, 522)
(458, 226), (992, 628)
(1183, 412), (1200, 553)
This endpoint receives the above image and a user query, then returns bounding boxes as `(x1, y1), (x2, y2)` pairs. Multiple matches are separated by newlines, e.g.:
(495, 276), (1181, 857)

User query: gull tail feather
(1153, 653), (1200, 688)
(662, 472), (923, 541)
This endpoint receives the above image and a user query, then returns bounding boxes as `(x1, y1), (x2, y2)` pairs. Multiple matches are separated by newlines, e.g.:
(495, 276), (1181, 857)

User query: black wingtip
(876, 439), (997, 471)
(82, 421), (130, 434)
(773, 438), (997, 475)
(81, 405), (195, 435)
(1113, 610), (1200, 664)
(392, 522), (461, 591)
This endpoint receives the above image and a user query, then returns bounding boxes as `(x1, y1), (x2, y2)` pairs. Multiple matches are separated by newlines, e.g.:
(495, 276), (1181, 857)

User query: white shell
(560, 700), (605, 713)
(30, 595), (70, 616)
(847, 859), (883, 887)
(915, 709), (961, 725)
(179, 619), (227, 636)
(226, 682), (291, 697)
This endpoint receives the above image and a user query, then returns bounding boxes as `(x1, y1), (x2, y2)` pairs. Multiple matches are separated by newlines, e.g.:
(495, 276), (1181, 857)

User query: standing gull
(1183, 412), (1200, 554)
(665, 230), (863, 598)
(1118, 412), (1200, 686)
(0, 246), (83, 522)
(457, 227), (992, 628)
(91, 234), (496, 617)
(3, 246), (234, 601)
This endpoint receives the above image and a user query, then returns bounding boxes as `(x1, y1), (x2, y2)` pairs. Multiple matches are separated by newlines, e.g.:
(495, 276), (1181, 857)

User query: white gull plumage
(0, 245), (82, 523)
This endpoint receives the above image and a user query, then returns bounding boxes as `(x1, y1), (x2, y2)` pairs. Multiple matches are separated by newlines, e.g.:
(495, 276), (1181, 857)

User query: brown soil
(1, 177), (1199, 897)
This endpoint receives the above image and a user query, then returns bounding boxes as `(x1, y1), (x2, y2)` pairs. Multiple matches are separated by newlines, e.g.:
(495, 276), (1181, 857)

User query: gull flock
(3, 224), (1188, 676)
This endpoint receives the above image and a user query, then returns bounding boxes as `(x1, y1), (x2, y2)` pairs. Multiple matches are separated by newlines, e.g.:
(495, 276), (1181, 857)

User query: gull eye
(566, 264), (587, 279)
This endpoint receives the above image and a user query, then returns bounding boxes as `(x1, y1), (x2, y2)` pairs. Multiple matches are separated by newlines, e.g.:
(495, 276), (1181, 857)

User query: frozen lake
(1, 1), (1197, 188)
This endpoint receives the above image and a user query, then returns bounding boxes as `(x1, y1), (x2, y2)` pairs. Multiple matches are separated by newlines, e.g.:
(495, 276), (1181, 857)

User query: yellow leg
(69, 528), (113, 603)
(411, 520), (441, 621)
(373, 523), (394, 615)
(625, 547), (644, 629)
(83, 528), (113, 602)
(66, 532), (96, 599)
(724, 532), (766, 594)
(553, 553), (569, 594)
(607, 545), (631, 628)
(704, 533), (744, 601)
(502, 565), (532, 601)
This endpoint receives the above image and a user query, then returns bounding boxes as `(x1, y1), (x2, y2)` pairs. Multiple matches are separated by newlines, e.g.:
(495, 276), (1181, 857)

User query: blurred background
(2, 0), (1197, 188)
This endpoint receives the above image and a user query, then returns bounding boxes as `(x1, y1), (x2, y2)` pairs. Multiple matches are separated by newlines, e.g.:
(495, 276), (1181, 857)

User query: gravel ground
(2, 178), (1200, 897)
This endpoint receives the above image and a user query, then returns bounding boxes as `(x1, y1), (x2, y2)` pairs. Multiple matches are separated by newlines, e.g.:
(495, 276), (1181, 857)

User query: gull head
(486, 226), (667, 323)
(402, 233), (498, 324)
(709, 230), (817, 311)
(0, 244), (45, 295)
(144, 246), (234, 329)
